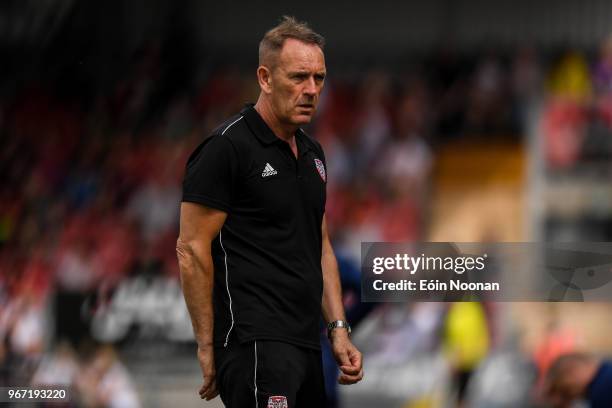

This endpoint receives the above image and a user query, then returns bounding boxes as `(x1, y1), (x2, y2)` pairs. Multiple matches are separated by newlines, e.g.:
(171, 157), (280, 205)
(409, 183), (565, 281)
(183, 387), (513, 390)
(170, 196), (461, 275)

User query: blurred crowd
(544, 39), (612, 170)
(1, 36), (612, 406)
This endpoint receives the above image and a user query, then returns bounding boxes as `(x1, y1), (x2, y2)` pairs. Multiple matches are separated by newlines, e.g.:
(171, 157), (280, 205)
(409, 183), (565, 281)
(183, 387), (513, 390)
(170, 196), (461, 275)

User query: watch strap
(327, 320), (351, 338)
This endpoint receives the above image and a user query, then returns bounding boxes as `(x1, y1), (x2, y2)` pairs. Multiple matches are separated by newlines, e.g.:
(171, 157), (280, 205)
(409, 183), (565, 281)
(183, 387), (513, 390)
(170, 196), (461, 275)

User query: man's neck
(254, 98), (297, 142)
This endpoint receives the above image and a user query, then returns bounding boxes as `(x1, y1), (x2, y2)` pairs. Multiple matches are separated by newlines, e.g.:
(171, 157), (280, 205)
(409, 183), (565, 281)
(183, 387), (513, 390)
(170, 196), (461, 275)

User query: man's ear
(257, 65), (272, 94)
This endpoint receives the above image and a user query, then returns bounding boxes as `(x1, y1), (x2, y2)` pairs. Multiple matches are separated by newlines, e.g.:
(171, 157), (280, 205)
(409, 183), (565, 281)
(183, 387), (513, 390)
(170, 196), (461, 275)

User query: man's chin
(292, 113), (314, 125)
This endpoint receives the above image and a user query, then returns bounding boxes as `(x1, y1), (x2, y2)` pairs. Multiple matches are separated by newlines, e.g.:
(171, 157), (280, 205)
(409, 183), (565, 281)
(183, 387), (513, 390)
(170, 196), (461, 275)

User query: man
(176, 16), (363, 407)
(544, 353), (612, 408)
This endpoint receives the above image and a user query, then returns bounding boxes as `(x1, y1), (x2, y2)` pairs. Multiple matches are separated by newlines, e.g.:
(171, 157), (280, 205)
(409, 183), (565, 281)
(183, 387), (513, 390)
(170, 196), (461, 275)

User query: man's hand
(197, 345), (219, 400)
(330, 330), (363, 385)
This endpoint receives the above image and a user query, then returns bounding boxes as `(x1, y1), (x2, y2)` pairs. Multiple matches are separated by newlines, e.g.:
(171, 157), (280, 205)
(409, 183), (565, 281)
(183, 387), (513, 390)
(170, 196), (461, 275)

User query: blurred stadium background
(2, 1), (612, 407)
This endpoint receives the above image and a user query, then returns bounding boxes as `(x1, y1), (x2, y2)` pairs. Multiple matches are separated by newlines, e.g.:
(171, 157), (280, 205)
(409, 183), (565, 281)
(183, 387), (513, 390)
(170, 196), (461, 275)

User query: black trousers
(215, 340), (326, 408)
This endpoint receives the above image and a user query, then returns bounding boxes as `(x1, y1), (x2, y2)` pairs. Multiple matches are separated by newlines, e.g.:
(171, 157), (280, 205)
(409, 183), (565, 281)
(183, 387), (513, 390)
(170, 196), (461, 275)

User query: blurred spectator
(534, 318), (578, 388)
(377, 86), (432, 201)
(548, 51), (593, 103)
(77, 345), (141, 408)
(55, 240), (102, 293)
(8, 296), (45, 359)
(513, 46), (543, 102)
(542, 99), (587, 168)
(593, 36), (612, 96)
(465, 54), (510, 135)
(125, 163), (180, 244)
(0, 293), (46, 385)
(367, 303), (444, 366)
(54, 240), (102, 347)
(354, 71), (392, 168)
(31, 340), (79, 387)
(512, 46), (542, 125)
(593, 36), (612, 127)
(443, 302), (490, 408)
(544, 353), (612, 408)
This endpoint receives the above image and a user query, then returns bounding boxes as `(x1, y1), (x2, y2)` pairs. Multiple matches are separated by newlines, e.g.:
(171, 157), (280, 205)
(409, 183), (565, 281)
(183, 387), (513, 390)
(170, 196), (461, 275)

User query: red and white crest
(267, 395), (288, 408)
(314, 158), (326, 182)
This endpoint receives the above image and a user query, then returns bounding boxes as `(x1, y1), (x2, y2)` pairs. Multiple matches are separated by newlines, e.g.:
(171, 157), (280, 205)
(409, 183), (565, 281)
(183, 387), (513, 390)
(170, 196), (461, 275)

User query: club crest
(314, 158), (326, 182)
(267, 395), (288, 408)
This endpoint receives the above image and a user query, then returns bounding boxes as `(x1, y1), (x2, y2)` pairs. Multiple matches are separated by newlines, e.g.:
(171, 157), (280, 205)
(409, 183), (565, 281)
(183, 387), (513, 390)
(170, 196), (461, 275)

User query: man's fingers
(339, 348), (362, 375)
(338, 368), (364, 385)
(338, 373), (363, 385)
(335, 349), (351, 367)
(201, 377), (212, 391)
(349, 350), (363, 370)
(205, 384), (219, 401)
(196, 347), (216, 398)
(206, 389), (219, 401)
(339, 364), (360, 375)
(203, 381), (219, 401)
(338, 375), (353, 384)
(333, 342), (364, 385)
(199, 375), (215, 398)
(206, 386), (219, 401)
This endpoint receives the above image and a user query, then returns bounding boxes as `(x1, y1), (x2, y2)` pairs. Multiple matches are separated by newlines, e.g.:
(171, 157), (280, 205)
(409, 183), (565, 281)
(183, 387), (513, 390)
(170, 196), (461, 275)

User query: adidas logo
(261, 163), (278, 177)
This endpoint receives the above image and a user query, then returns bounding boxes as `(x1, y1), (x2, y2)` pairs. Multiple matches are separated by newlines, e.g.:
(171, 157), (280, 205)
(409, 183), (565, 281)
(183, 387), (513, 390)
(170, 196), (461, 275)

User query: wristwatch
(327, 320), (351, 339)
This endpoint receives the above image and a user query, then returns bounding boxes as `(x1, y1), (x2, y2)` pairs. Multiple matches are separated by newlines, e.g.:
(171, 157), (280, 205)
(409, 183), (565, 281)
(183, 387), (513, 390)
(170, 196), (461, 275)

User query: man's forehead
(278, 38), (325, 71)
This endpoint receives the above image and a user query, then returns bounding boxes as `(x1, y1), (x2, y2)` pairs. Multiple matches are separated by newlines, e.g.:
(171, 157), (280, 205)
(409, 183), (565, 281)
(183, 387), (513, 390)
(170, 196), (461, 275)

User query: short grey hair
(258, 16), (325, 68)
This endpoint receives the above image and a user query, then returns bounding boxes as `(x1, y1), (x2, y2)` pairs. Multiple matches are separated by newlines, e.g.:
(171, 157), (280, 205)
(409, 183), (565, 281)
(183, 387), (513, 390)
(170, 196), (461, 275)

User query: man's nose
(303, 77), (317, 96)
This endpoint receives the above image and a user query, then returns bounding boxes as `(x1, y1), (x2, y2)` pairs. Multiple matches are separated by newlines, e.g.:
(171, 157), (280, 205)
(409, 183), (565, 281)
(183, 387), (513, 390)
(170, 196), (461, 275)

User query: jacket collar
(241, 103), (316, 155)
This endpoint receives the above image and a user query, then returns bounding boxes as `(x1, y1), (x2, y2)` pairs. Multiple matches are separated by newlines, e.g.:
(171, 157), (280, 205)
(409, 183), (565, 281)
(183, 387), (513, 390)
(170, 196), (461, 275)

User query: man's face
(268, 38), (326, 126)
